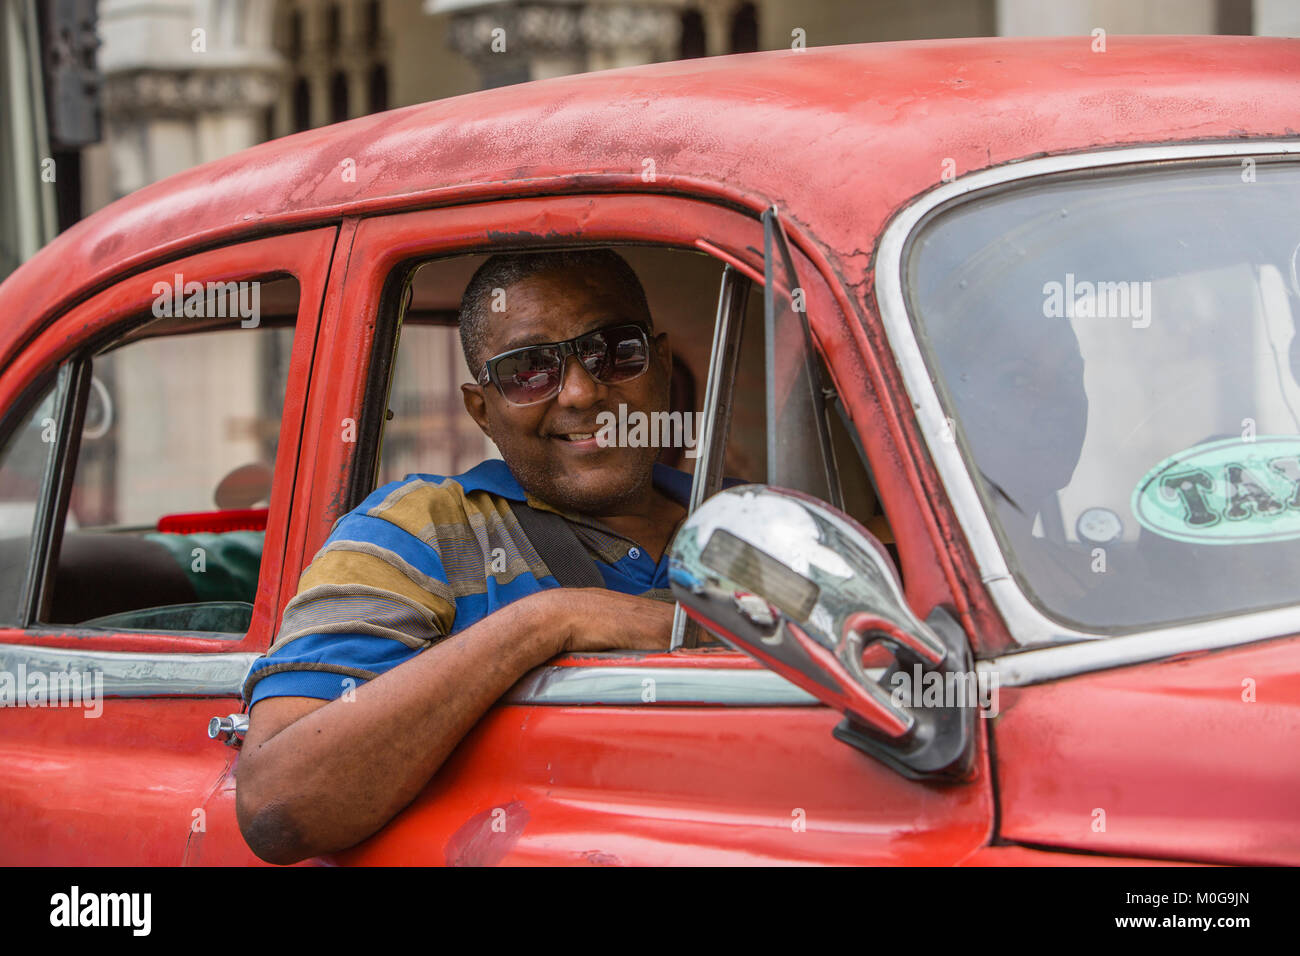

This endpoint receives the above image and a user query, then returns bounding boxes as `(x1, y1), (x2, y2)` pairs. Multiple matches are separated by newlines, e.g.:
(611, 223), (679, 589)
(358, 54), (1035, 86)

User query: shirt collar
(452, 458), (529, 501)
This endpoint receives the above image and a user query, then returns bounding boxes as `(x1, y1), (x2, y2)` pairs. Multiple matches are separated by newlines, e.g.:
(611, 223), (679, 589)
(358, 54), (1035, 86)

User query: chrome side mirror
(668, 485), (976, 781)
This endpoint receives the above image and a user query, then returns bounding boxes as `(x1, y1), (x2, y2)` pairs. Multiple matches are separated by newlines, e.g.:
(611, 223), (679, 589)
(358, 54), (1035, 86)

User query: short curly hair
(458, 248), (654, 376)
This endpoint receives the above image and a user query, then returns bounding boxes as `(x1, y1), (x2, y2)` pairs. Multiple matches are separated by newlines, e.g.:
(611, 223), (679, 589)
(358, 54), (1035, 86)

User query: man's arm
(235, 588), (673, 864)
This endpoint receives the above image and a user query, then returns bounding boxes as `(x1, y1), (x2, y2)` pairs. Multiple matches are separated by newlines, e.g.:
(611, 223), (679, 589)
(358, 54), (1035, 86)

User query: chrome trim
(0, 642), (821, 707)
(690, 265), (749, 515)
(0, 643), (258, 697)
(874, 140), (1300, 670)
(673, 264), (750, 650)
(978, 626), (1298, 689)
(505, 664), (823, 706)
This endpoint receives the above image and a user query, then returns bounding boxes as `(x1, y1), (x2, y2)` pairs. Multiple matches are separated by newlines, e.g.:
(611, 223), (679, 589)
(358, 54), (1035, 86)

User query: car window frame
(310, 192), (951, 708)
(0, 227), (338, 664)
(670, 211), (852, 648)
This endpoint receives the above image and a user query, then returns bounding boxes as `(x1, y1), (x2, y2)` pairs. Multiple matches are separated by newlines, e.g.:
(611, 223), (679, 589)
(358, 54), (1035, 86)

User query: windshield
(907, 158), (1300, 632)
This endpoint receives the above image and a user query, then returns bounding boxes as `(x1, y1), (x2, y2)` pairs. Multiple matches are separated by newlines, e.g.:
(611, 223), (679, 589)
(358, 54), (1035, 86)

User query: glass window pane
(764, 214), (838, 506)
(908, 159), (1300, 632)
(0, 380), (59, 625)
(44, 277), (299, 632)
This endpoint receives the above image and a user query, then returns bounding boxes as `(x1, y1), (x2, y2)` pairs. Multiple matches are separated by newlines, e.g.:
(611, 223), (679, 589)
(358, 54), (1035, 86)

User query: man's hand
(549, 588), (675, 653)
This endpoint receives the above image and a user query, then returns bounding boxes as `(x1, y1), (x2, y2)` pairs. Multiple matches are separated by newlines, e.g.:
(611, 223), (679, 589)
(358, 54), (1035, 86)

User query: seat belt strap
(509, 501), (606, 589)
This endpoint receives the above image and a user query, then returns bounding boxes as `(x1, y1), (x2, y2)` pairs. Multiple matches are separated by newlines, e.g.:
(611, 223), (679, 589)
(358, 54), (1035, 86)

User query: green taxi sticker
(1132, 436), (1300, 544)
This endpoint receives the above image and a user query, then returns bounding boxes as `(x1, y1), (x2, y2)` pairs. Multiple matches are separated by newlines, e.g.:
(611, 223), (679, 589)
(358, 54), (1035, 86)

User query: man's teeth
(562, 433), (594, 441)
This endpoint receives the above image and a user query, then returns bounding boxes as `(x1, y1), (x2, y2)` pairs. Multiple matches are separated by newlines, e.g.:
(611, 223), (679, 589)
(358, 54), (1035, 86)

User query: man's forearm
(236, 593), (566, 862)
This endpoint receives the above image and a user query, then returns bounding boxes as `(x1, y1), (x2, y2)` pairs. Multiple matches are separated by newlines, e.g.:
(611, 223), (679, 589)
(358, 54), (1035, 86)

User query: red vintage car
(1, 35), (1298, 866)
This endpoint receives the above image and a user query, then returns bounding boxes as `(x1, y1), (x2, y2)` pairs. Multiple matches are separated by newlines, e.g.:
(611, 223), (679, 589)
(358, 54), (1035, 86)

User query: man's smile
(546, 419), (615, 449)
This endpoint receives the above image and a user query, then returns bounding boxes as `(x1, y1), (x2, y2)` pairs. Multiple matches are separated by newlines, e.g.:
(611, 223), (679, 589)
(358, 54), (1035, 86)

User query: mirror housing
(668, 485), (976, 782)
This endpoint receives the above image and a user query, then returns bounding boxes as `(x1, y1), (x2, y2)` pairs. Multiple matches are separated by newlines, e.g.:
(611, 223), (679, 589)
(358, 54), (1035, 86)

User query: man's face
(462, 266), (672, 516)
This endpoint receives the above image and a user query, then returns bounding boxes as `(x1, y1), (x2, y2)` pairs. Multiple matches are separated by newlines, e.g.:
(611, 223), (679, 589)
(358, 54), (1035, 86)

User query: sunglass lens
(578, 326), (648, 383)
(495, 349), (562, 404)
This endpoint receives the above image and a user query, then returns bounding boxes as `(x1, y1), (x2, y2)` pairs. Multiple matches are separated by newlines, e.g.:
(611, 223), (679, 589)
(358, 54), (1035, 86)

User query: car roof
(3, 34), (1298, 360)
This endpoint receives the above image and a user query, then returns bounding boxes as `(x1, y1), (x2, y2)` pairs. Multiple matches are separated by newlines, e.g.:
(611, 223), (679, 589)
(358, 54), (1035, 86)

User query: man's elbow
(236, 786), (316, 865)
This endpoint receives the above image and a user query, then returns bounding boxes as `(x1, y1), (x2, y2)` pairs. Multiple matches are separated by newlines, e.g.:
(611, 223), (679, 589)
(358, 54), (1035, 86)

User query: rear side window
(37, 277), (300, 634)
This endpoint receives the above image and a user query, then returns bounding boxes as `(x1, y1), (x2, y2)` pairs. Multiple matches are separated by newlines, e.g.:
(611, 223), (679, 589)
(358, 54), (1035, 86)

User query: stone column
(434, 0), (682, 87)
(996, 0), (1215, 36)
(1255, 0), (1300, 36)
(98, 0), (285, 199)
(695, 0), (729, 56)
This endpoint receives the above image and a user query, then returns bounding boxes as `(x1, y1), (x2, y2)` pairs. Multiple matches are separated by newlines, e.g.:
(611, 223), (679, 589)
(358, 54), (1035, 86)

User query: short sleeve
(242, 502), (458, 707)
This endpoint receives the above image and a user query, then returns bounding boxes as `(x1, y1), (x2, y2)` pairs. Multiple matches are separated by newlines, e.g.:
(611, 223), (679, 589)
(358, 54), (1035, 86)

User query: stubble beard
(505, 443), (659, 518)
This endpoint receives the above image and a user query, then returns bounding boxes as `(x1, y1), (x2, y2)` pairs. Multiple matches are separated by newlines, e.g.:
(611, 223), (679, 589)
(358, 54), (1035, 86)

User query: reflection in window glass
(67, 326), (292, 529)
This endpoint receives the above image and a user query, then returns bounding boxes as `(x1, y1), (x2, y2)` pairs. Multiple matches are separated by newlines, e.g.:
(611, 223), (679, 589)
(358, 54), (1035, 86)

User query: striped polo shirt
(242, 458), (692, 708)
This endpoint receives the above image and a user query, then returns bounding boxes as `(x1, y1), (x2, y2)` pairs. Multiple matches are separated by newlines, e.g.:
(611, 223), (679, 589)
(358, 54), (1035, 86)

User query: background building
(2, 0), (1294, 267)
(3, 0), (1297, 512)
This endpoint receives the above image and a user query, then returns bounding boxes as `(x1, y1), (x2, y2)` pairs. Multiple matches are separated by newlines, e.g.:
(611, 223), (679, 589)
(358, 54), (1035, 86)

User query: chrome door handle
(208, 713), (248, 746)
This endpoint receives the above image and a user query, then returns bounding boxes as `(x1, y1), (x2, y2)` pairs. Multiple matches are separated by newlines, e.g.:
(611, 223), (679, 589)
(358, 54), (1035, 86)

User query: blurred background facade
(2, 0), (1298, 261)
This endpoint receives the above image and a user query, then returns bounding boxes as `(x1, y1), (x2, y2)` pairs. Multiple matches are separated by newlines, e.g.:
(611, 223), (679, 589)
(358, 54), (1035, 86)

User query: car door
(291, 194), (994, 865)
(0, 228), (336, 865)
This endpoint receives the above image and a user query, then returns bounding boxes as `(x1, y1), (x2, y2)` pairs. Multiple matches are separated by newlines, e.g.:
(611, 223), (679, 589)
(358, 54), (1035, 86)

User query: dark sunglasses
(476, 322), (652, 406)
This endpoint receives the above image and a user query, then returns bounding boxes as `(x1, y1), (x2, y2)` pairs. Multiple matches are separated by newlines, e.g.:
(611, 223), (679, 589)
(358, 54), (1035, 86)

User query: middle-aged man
(235, 248), (693, 864)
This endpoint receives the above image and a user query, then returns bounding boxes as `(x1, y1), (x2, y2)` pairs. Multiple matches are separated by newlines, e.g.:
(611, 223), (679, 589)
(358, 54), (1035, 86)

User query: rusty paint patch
(321, 456), (354, 525)
(445, 800), (530, 867)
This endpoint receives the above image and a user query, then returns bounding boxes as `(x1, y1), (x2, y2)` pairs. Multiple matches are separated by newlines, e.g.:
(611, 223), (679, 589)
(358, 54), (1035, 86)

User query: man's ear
(654, 331), (671, 373)
(461, 383), (493, 438)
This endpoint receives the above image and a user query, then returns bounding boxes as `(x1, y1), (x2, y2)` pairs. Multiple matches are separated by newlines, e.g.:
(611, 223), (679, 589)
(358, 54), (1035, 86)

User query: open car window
(364, 238), (893, 654)
(377, 247), (752, 485)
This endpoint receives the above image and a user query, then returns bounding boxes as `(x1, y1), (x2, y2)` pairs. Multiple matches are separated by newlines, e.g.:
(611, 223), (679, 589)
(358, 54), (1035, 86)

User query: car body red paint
(0, 36), (1297, 865)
